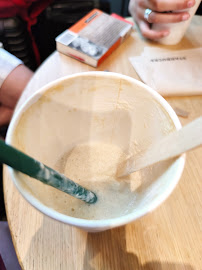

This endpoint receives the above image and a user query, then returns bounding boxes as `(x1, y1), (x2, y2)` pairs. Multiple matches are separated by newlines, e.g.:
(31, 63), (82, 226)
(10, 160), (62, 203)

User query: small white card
(129, 47), (202, 96)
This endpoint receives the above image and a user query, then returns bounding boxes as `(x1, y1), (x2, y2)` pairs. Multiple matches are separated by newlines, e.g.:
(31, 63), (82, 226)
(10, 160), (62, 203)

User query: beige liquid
(12, 74), (177, 221)
(54, 142), (140, 220)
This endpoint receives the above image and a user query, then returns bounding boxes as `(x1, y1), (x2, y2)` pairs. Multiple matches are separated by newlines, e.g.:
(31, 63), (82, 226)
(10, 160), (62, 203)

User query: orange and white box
(56, 9), (133, 67)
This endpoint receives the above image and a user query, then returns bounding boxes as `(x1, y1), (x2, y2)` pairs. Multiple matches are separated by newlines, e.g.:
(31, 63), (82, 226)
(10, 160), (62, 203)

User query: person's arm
(128, 0), (196, 40)
(0, 48), (33, 127)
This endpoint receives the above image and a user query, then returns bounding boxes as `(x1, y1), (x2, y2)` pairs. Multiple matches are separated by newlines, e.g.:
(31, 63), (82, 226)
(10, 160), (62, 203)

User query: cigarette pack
(55, 9), (133, 67)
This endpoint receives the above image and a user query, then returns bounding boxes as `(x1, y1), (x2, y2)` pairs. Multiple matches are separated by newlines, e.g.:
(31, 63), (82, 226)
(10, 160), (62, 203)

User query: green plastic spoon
(0, 139), (97, 204)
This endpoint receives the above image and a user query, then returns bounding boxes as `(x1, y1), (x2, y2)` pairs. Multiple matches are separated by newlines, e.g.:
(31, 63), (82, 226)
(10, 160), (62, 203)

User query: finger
(128, 0), (137, 19)
(138, 20), (169, 40)
(140, 0), (195, 12)
(140, 8), (190, 23)
(149, 11), (190, 23)
(0, 106), (13, 127)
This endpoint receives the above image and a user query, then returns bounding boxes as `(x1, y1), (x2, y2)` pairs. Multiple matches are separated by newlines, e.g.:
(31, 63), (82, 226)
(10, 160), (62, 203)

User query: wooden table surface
(4, 16), (202, 270)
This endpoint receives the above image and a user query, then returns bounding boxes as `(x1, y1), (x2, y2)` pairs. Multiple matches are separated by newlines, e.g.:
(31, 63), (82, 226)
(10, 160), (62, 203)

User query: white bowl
(6, 71), (185, 232)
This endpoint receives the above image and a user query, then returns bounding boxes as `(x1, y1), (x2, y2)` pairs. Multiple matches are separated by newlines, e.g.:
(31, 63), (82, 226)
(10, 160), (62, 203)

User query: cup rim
(6, 71), (185, 230)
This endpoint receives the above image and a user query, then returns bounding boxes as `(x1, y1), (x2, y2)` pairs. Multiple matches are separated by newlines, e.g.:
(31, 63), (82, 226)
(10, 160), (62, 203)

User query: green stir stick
(0, 139), (97, 204)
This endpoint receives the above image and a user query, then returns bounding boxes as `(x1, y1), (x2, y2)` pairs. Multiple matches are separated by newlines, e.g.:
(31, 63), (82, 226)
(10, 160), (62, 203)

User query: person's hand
(0, 64), (33, 127)
(128, 0), (196, 40)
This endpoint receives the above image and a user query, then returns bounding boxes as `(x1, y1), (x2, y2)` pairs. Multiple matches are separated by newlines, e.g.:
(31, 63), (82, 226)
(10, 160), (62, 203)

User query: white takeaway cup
(152, 0), (201, 45)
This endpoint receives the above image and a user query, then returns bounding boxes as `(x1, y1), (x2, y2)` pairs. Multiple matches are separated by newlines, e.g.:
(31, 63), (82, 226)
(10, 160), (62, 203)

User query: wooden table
(4, 16), (202, 270)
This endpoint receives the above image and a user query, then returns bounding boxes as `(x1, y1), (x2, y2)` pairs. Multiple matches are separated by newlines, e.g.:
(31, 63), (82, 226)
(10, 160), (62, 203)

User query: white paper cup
(152, 0), (201, 45)
(6, 72), (185, 232)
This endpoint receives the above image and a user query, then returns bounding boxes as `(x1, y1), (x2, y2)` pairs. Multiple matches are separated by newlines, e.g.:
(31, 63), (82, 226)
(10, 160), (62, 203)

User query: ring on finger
(144, 8), (153, 22)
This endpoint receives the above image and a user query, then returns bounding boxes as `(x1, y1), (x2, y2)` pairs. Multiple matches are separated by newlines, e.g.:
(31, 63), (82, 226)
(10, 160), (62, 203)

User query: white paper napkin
(129, 47), (202, 96)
